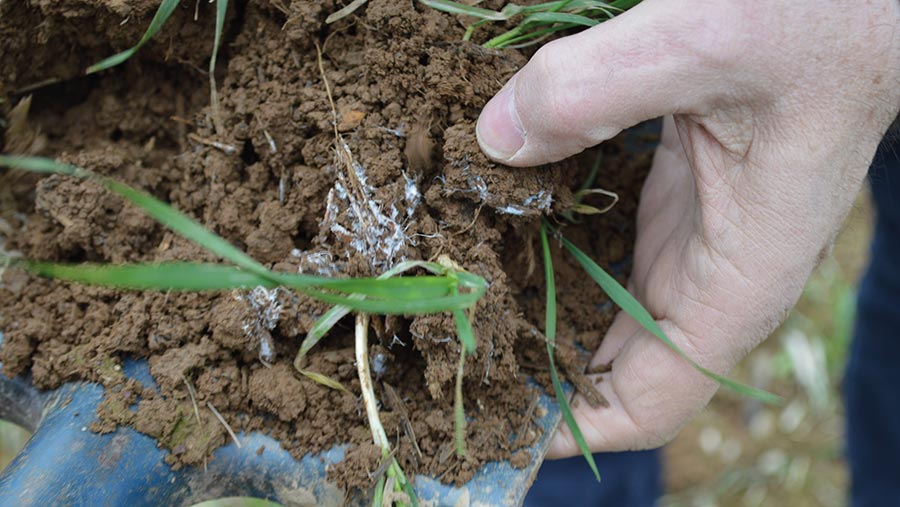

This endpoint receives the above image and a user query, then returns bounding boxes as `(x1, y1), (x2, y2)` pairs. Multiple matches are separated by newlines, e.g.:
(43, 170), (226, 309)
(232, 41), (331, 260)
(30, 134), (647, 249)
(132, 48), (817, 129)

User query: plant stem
(356, 314), (414, 506)
(356, 313), (391, 449)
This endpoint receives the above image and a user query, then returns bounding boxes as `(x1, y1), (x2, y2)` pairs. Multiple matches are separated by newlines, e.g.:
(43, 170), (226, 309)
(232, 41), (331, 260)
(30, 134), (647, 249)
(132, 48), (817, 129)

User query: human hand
(476, 0), (900, 455)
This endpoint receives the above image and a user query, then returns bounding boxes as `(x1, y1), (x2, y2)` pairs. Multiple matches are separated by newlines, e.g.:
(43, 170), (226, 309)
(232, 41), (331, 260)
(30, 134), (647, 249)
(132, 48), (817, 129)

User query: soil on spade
(0, 0), (650, 490)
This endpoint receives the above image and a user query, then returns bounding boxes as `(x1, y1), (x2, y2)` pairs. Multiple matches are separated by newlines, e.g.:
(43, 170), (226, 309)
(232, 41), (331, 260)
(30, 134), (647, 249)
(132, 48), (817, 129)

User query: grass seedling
(539, 222), (602, 480)
(0, 154), (486, 505)
(209, 0), (229, 135)
(357, 314), (418, 507)
(0, 155), (487, 315)
(295, 253), (478, 461)
(0, 153), (482, 503)
(419, 0), (643, 48)
(539, 219), (781, 480)
(87, 0), (181, 74)
(559, 152), (620, 223)
(454, 346), (468, 456)
(86, 0), (229, 136)
(547, 220), (782, 404)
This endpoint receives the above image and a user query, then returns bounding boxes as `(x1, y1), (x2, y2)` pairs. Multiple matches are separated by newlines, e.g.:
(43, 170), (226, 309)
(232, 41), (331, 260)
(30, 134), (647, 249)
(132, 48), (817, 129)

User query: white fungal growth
(497, 191), (553, 216)
(236, 287), (283, 364)
(468, 175), (490, 202)
(496, 205), (526, 216)
(523, 190), (552, 211)
(264, 129), (277, 154)
(403, 171), (421, 218)
(321, 139), (417, 271)
(378, 124), (406, 138)
(371, 352), (388, 379)
(296, 250), (338, 276)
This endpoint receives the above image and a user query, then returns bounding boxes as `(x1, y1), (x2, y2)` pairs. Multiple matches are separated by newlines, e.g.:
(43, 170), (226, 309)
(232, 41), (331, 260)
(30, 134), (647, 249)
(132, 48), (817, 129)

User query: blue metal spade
(0, 353), (562, 507)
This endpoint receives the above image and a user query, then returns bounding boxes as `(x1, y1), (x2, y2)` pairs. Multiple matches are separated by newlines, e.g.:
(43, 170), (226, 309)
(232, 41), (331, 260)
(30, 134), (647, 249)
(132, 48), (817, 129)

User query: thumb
(476, 0), (736, 166)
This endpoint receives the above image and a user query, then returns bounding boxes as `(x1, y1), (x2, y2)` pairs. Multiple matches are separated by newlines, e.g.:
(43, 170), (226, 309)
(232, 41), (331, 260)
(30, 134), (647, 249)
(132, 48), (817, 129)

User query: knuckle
(668, 2), (748, 74)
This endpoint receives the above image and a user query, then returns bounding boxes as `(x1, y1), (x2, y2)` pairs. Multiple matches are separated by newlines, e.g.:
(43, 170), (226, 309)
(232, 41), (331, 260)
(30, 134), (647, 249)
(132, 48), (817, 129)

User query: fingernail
(476, 84), (524, 161)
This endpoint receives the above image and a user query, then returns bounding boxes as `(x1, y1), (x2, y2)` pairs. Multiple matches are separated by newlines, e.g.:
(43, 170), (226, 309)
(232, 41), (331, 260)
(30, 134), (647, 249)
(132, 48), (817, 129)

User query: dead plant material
(182, 374), (202, 427)
(5, 96), (46, 155)
(404, 123), (434, 171)
(207, 401), (241, 449)
(514, 393), (540, 445)
(187, 133), (237, 155)
(569, 371), (609, 409)
(586, 361), (613, 375)
(383, 383), (422, 459)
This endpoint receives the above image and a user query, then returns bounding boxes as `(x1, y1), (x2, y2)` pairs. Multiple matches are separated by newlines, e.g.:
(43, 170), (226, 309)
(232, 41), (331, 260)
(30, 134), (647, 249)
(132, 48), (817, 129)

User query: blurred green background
(0, 194), (873, 506)
(661, 193), (872, 507)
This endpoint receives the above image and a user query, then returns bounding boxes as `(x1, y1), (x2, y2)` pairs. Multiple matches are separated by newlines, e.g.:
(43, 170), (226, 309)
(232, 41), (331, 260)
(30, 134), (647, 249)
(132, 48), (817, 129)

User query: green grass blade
(453, 308), (476, 354)
(299, 370), (351, 394)
(0, 155), (82, 176)
(486, 24), (573, 48)
(295, 261), (440, 367)
(451, 274), (477, 354)
(0, 155), (270, 276)
(102, 178), (271, 275)
(1, 156), (490, 302)
(609, 0), (642, 8)
(0, 156), (489, 314)
(87, 0), (181, 74)
(454, 346), (467, 456)
(554, 226), (782, 404)
(297, 276), (453, 298)
(11, 260), (275, 290)
(10, 257), (464, 298)
(522, 11), (599, 27)
(292, 277), (484, 318)
(297, 304), (354, 367)
(371, 475), (385, 507)
(209, 0), (228, 135)
(305, 278), (486, 312)
(2, 255), (484, 314)
(211, 0), (227, 71)
(417, 0), (508, 20)
(399, 475), (418, 507)
(422, 0), (636, 48)
(540, 223), (601, 481)
(517, 1), (574, 14)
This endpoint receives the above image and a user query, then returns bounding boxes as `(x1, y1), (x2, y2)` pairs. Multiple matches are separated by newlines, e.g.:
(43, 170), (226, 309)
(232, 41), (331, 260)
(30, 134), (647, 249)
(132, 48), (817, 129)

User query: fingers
(476, 0), (740, 166)
(547, 315), (719, 457)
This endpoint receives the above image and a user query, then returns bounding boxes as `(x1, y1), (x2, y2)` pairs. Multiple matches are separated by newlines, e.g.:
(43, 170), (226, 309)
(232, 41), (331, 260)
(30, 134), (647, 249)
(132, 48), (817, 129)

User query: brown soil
(0, 0), (649, 492)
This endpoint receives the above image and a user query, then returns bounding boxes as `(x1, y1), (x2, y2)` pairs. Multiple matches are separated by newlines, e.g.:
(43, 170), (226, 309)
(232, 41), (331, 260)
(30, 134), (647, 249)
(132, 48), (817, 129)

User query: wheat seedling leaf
(417, 0), (508, 20)
(209, 0), (229, 135)
(0, 156), (490, 304)
(522, 11), (599, 26)
(295, 260), (443, 368)
(552, 225), (783, 404)
(1, 256), (485, 314)
(299, 370), (351, 394)
(540, 222), (601, 481)
(87, 0), (181, 74)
